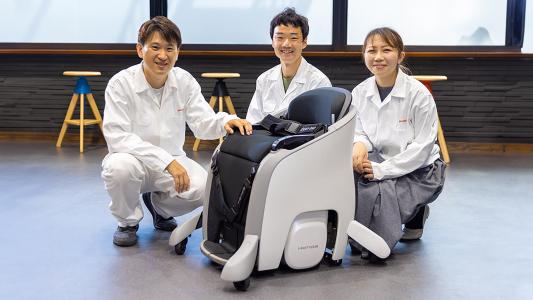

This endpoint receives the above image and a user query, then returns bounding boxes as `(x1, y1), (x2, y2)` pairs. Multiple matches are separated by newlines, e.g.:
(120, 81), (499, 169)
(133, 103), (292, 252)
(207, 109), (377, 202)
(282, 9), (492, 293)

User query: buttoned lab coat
(351, 70), (441, 181)
(103, 63), (237, 171)
(246, 57), (331, 124)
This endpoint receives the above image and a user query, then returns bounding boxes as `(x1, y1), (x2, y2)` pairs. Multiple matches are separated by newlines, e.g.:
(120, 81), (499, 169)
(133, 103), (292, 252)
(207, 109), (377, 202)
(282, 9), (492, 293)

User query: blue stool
(56, 71), (103, 153)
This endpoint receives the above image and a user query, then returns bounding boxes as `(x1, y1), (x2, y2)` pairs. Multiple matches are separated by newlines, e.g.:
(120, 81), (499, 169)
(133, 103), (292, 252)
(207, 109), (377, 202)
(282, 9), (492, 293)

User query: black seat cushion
(220, 129), (280, 163)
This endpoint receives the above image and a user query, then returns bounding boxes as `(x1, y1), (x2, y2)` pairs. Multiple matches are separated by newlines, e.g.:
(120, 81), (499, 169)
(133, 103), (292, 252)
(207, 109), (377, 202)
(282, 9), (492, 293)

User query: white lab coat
(246, 57), (331, 124)
(101, 63), (237, 226)
(351, 70), (441, 180)
(103, 63), (236, 172)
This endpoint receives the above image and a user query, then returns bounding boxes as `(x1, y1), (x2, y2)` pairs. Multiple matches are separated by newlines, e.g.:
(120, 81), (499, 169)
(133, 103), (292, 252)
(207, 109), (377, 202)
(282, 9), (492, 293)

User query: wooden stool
(412, 75), (450, 164)
(193, 73), (240, 151)
(56, 71), (103, 153)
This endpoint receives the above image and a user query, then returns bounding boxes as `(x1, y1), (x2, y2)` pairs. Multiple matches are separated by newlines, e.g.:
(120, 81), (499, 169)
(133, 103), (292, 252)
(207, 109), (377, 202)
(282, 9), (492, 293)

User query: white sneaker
(401, 206), (430, 241)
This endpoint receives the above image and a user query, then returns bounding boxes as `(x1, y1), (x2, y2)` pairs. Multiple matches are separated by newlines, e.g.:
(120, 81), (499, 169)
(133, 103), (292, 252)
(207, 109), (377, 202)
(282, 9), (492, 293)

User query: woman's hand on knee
(362, 160), (374, 180)
(165, 160), (191, 193)
(352, 142), (368, 173)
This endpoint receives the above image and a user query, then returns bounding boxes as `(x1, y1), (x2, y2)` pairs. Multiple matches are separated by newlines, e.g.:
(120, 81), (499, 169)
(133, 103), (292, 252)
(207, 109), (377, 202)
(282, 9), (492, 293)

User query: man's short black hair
(269, 8), (309, 40)
(138, 16), (182, 48)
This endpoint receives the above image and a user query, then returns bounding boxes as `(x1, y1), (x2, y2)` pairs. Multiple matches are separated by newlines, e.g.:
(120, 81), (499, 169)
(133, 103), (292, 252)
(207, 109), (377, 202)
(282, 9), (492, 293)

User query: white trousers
(101, 153), (207, 227)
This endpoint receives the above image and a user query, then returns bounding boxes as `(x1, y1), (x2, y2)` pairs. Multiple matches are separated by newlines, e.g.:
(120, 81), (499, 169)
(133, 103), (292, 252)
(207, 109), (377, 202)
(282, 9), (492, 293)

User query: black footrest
(202, 240), (236, 262)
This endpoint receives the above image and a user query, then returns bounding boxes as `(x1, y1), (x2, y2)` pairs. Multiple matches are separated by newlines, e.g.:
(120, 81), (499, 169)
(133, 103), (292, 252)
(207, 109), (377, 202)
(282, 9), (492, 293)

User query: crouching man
(101, 16), (252, 247)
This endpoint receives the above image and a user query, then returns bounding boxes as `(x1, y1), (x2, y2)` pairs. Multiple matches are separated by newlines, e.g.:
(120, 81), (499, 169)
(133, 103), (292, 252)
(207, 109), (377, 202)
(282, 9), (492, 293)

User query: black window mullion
(506, 0), (526, 48)
(150, 0), (167, 18)
(332, 0), (348, 51)
(161, 0), (167, 17)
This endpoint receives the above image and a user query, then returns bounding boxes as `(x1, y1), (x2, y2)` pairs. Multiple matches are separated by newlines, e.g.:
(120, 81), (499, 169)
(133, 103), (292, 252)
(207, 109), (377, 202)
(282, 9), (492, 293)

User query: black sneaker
(113, 224), (139, 247)
(401, 206), (430, 241)
(361, 249), (388, 264)
(348, 238), (362, 255)
(142, 192), (177, 231)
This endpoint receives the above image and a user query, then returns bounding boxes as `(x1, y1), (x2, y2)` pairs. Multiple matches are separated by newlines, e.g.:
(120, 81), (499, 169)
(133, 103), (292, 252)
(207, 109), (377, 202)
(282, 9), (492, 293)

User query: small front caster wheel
(174, 237), (188, 255)
(329, 258), (342, 266)
(233, 278), (250, 291)
(323, 252), (342, 266)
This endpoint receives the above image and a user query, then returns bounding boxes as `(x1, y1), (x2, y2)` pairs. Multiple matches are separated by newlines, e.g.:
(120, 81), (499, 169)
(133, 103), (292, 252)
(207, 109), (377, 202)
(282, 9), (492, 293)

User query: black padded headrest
(286, 87), (352, 125)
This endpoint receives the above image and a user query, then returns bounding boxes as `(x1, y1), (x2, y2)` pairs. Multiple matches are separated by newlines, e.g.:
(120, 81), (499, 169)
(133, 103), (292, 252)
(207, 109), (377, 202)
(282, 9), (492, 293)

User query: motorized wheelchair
(169, 87), (390, 291)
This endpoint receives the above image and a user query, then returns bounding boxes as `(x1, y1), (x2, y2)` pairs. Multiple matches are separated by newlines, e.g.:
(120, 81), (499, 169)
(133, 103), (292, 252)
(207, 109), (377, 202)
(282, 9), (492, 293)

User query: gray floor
(1, 140), (533, 300)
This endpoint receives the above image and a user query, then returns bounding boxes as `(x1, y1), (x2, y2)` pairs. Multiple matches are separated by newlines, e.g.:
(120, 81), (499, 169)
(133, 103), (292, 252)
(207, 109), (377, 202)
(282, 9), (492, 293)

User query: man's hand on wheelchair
(225, 118), (253, 135)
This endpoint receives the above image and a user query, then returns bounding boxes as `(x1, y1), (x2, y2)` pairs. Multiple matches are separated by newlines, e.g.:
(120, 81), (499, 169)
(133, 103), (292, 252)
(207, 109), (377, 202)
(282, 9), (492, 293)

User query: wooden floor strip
(2, 131), (533, 154)
(447, 142), (533, 154)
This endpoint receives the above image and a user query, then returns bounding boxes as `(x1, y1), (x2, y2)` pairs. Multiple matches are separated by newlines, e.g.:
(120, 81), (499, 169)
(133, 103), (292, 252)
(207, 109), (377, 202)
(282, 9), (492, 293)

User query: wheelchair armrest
(271, 134), (316, 151)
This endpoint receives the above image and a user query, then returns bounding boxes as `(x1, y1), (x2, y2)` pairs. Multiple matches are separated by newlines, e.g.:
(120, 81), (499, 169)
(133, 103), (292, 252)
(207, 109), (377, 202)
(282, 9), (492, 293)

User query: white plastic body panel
(347, 220), (391, 259)
(220, 235), (259, 282)
(168, 208), (202, 246)
(251, 109), (357, 271)
(283, 211), (328, 269)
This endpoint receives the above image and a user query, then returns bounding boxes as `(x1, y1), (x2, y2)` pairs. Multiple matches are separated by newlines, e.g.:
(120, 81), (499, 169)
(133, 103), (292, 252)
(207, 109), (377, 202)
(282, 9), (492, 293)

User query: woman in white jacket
(350, 27), (446, 260)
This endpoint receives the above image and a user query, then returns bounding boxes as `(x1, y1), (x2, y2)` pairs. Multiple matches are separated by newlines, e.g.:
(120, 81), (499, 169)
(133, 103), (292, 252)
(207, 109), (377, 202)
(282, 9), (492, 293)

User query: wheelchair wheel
(174, 237), (188, 255)
(233, 278), (250, 291)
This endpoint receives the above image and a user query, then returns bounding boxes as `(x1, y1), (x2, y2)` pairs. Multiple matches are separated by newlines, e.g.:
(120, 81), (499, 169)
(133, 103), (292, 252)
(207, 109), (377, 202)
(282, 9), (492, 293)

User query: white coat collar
(365, 69), (408, 105)
(267, 57), (309, 84)
(133, 62), (179, 94)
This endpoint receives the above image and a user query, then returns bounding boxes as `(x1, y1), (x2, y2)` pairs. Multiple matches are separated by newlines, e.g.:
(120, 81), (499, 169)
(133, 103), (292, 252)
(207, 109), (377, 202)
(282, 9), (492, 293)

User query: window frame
(0, 0), (526, 53)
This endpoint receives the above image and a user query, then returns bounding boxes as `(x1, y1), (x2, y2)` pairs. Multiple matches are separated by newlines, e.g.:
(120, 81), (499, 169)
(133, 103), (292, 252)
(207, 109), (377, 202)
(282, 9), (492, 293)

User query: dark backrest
(286, 87), (352, 125)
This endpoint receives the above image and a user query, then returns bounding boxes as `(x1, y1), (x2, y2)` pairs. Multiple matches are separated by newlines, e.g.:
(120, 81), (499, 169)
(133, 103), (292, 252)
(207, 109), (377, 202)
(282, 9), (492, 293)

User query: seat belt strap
(233, 166), (257, 221)
(211, 152), (238, 223)
(259, 114), (327, 136)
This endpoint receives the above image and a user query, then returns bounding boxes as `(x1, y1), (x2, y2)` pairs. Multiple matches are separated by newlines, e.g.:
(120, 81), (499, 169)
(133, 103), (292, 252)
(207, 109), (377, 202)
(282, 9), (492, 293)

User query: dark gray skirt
(354, 157), (446, 250)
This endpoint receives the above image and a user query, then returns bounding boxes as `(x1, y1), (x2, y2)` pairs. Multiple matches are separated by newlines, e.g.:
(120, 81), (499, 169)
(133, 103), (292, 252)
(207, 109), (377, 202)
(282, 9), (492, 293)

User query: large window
(347, 0), (507, 46)
(0, 0), (527, 52)
(0, 0), (148, 43)
(522, 0), (533, 52)
(167, 0), (333, 45)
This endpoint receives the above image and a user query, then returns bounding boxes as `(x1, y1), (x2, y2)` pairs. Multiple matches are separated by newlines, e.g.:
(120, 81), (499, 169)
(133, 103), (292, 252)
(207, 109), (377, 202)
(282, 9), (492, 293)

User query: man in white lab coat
(246, 8), (332, 124)
(101, 16), (252, 247)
